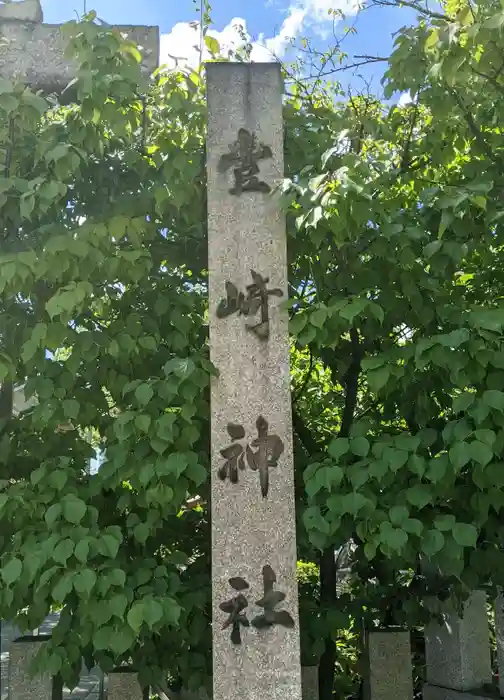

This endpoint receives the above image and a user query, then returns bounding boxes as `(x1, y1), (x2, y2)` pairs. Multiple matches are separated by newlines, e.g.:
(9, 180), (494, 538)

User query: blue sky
(40, 0), (417, 94)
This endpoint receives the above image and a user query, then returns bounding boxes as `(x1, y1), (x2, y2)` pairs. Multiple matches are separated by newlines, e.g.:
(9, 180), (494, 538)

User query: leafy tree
(3, 0), (504, 698)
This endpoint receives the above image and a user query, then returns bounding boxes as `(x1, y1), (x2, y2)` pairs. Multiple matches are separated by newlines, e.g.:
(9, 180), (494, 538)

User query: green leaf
(452, 392), (475, 413)
(109, 593), (128, 619)
(74, 569), (97, 597)
(379, 523), (408, 551)
(20, 192), (35, 220)
(435, 514), (456, 531)
(2, 558), (22, 585)
(135, 414), (151, 433)
(74, 539), (90, 564)
(45, 504), (61, 527)
(328, 437), (349, 460)
(52, 574), (74, 603)
(109, 625), (136, 655)
(452, 522), (478, 548)
(389, 505), (409, 525)
(449, 442), (470, 469)
(186, 460), (207, 487)
(422, 529), (444, 556)
(310, 306), (328, 328)
(483, 390), (504, 411)
(127, 602), (145, 632)
(350, 437), (370, 457)
(468, 440), (494, 466)
(63, 399), (79, 420)
(406, 484), (432, 509)
(100, 534), (121, 559)
(53, 539), (74, 565)
(143, 599), (164, 628)
(135, 383), (154, 406)
(403, 518), (423, 536)
(367, 366), (390, 393)
(62, 498), (86, 524)
(204, 35), (220, 55)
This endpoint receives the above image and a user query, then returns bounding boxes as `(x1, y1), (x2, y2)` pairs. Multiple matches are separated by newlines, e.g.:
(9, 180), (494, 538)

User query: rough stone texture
(495, 592), (504, 697)
(0, 1), (42, 23)
(425, 591), (492, 692)
(423, 684), (499, 700)
(8, 636), (52, 700)
(0, 21), (159, 93)
(107, 671), (144, 700)
(301, 666), (319, 700)
(207, 63), (302, 700)
(364, 630), (413, 700)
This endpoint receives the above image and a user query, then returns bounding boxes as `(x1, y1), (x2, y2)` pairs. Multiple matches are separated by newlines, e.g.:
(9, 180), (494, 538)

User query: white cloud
(398, 91), (413, 107)
(159, 0), (363, 70)
(160, 18), (250, 70)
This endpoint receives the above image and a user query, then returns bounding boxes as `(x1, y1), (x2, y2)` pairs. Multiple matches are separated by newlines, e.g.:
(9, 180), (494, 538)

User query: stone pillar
(8, 635), (52, 700)
(495, 592), (504, 698)
(206, 63), (302, 700)
(423, 591), (492, 699)
(108, 669), (146, 700)
(364, 630), (413, 700)
(301, 666), (319, 700)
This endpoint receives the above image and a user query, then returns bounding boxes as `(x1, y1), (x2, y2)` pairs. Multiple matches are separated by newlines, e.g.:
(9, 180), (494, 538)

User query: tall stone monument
(206, 63), (302, 700)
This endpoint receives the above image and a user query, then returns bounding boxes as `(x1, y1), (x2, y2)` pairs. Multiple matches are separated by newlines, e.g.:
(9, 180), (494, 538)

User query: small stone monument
(0, 2), (158, 94)
(364, 629), (413, 700)
(8, 635), (53, 700)
(108, 668), (146, 700)
(495, 591), (504, 697)
(206, 62), (302, 700)
(423, 591), (492, 700)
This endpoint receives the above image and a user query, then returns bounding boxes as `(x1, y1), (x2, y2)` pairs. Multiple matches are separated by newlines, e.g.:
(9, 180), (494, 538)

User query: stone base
(423, 683), (500, 700)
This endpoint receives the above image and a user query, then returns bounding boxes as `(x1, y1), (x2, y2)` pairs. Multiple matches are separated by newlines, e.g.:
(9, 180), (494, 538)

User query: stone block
(0, 21), (159, 94)
(425, 591), (492, 692)
(0, 1), (42, 23)
(8, 635), (52, 700)
(495, 592), (504, 697)
(364, 629), (413, 700)
(301, 666), (319, 700)
(108, 669), (146, 700)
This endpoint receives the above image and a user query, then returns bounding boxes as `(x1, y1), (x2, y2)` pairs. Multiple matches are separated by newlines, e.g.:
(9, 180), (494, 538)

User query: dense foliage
(2, 0), (504, 696)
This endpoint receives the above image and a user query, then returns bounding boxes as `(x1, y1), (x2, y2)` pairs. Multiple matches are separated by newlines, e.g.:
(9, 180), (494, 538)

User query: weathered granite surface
(0, 1), (42, 23)
(0, 20), (159, 93)
(207, 62), (302, 700)
(424, 591), (492, 692)
(364, 630), (414, 700)
(495, 592), (504, 697)
(107, 670), (145, 700)
(8, 637), (52, 700)
(301, 666), (319, 700)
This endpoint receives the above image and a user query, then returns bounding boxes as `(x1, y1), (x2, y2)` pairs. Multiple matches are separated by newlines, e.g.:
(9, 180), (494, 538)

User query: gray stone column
(423, 591), (492, 698)
(8, 635), (52, 700)
(108, 669), (145, 700)
(364, 630), (413, 700)
(206, 63), (302, 700)
(301, 666), (319, 700)
(495, 592), (504, 697)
